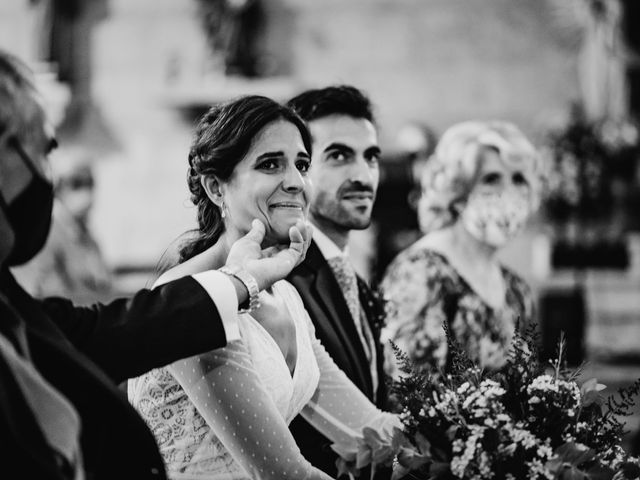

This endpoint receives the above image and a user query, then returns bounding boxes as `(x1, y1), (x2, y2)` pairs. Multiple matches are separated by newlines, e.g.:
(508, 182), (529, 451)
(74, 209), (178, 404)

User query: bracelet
(219, 265), (261, 314)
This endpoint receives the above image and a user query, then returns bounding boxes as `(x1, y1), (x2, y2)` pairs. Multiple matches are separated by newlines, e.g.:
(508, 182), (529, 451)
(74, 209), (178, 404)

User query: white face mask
(460, 191), (529, 247)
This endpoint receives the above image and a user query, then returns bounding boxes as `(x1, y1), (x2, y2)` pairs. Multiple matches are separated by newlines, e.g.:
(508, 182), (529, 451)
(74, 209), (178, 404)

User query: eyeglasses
(7, 135), (57, 181)
(60, 175), (95, 191)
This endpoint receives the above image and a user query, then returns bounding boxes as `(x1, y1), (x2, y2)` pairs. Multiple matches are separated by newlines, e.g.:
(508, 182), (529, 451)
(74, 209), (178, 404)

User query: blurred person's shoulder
(499, 264), (532, 298)
(383, 233), (455, 284)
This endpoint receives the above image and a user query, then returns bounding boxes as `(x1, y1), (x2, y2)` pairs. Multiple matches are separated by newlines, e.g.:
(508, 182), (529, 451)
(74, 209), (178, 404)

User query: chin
(270, 210), (304, 232)
(265, 220), (299, 244)
(336, 206), (372, 229)
(342, 214), (372, 230)
(263, 228), (291, 246)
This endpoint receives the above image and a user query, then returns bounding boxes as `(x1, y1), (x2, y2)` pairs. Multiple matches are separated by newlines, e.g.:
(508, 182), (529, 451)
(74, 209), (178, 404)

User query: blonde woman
(382, 121), (545, 376)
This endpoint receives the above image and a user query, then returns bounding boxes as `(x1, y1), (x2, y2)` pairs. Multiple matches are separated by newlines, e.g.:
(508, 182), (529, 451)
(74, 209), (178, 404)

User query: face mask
(461, 191), (529, 247)
(0, 138), (54, 266)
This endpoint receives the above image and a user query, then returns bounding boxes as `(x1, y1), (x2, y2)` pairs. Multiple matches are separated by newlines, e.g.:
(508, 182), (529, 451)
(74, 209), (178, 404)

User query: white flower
(451, 426), (485, 478)
(457, 382), (471, 394)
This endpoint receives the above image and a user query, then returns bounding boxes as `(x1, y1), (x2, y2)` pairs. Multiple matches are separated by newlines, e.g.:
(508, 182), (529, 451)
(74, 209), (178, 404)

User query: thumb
(269, 224), (306, 269)
(243, 219), (266, 244)
(288, 224), (305, 255)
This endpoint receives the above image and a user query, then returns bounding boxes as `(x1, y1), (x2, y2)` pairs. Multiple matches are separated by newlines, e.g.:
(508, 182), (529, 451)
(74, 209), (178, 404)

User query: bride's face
(221, 120), (312, 244)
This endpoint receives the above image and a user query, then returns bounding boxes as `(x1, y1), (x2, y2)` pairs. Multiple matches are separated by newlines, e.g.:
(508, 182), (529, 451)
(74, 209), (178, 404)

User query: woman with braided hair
(129, 95), (399, 480)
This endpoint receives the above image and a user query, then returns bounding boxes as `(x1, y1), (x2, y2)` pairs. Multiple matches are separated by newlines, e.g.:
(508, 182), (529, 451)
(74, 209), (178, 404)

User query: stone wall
(288, 0), (578, 143)
(0, 0), (579, 274)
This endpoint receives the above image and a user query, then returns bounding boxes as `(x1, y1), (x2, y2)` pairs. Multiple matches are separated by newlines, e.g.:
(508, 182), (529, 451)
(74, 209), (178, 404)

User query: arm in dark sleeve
(39, 276), (228, 384)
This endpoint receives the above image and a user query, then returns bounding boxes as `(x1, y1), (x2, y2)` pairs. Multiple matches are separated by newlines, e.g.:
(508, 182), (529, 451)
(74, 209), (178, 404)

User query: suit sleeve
(39, 275), (229, 383)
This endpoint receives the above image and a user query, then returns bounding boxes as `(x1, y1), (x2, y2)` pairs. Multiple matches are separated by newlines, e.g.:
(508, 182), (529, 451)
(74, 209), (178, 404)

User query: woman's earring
(220, 201), (226, 219)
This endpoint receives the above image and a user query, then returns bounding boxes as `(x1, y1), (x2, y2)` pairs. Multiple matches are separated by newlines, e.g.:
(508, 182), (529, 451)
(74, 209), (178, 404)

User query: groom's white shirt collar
(312, 226), (349, 260)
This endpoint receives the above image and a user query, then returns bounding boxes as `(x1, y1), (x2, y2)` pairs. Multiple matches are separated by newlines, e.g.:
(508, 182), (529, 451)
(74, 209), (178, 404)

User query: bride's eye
(296, 159), (311, 173)
(257, 159), (279, 171)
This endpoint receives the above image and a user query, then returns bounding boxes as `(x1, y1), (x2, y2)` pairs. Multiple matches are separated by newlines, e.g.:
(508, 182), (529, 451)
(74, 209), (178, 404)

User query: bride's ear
(201, 175), (224, 208)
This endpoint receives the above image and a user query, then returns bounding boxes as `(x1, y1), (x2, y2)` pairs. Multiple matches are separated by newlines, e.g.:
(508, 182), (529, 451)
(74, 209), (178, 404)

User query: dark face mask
(0, 137), (54, 266)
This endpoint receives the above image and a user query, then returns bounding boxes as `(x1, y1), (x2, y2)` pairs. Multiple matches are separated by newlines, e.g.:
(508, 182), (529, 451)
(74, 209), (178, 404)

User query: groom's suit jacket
(0, 268), (229, 480)
(287, 241), (388, 478)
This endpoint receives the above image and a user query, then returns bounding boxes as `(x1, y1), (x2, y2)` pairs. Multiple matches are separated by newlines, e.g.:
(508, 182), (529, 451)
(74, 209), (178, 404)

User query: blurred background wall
(0, 0), (580, 271)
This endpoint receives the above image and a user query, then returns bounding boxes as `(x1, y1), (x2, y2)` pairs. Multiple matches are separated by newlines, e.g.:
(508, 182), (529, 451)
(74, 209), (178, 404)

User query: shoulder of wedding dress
(274, 279), (308, 297)
(272, 280), (308, 316)
(153, 269), (222, 289)
(152, 273), (172, 289)
(272, 278), (295, 292)
(152, 270), (192, 288)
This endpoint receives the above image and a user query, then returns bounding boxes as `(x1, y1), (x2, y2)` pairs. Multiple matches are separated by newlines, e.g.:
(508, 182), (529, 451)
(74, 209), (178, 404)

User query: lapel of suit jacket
(1, 269), (122, 399)
(0, 293), (65, 477)
(1, 270), (169, 478)
(303, 242), (374, 398)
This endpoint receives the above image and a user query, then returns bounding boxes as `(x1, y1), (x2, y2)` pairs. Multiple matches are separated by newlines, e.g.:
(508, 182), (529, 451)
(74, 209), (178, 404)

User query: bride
(128, 96), (399, 480)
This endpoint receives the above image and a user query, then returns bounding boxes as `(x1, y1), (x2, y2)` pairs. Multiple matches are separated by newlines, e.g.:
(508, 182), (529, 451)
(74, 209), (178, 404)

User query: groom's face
(306, 114), (380, 232)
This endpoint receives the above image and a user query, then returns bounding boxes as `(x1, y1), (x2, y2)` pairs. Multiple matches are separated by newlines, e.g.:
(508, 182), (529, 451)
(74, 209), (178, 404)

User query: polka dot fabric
(129, 281), (400, 479)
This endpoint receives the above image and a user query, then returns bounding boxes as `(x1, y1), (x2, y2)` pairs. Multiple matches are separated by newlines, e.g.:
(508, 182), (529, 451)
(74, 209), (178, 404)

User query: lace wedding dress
(129, 280), (398, 480)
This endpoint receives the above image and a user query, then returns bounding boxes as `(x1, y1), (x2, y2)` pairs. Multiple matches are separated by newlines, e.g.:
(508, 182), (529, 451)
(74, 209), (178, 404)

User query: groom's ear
(201, 175), (224, 208)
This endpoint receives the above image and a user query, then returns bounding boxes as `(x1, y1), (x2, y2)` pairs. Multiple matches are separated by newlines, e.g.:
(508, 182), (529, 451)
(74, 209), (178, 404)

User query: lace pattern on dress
(129, 280), (399, 480)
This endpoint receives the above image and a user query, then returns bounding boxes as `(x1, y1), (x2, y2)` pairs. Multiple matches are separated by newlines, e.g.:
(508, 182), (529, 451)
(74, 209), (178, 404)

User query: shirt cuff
(192, 271), (241, 343)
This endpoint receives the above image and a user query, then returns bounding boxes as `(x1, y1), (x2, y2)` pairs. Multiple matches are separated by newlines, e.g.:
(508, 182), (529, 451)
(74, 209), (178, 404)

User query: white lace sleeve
(168, 341), (333, 480)
(300, 313), (402, 453)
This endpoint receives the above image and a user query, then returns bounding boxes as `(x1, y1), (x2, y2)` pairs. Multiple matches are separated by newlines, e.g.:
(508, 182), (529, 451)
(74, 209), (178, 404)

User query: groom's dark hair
(287, 85), (375, 124)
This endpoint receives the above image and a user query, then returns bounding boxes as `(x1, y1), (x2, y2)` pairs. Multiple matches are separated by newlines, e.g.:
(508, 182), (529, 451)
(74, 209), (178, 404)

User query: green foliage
(386, 325), (640, 480)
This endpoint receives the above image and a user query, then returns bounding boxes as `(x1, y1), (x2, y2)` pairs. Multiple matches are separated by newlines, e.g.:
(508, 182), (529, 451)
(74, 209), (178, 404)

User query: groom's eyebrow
(323, 143), (353, 155)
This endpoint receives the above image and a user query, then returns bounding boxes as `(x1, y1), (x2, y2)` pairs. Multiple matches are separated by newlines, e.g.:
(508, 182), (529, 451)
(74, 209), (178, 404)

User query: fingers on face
(245, 218), (266, 242)
(288, 225), (304, 244)
(262, 245), (285, 257)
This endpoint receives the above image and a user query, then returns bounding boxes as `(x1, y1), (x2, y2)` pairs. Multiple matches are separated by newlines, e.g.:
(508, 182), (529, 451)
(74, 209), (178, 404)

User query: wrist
(242, 267), (267, 292)
(219, 264), (261, 313)
(227, 276), (249, 306)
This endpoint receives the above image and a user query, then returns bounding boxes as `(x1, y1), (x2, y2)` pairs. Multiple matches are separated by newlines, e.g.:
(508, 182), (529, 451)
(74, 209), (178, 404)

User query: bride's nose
(281, 165), (305, 193)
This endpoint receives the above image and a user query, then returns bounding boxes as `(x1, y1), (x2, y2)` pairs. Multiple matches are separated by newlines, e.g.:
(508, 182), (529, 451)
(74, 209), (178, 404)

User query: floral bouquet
(340, 327), (640, 480)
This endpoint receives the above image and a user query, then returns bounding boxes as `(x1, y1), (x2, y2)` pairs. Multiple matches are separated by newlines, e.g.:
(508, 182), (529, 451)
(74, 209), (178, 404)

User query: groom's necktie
(327, 255), (371, 361)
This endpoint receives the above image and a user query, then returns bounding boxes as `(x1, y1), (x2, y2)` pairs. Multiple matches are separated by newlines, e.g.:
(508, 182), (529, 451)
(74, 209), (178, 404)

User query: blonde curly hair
(417, 121), (544, 233)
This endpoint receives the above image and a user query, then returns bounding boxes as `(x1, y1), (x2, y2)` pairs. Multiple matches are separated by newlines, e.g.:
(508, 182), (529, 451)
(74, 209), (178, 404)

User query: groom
(286, 85), (389, 478)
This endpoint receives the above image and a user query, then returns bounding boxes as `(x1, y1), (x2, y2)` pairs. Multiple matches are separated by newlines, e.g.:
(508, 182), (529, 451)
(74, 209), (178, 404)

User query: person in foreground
(128, 96), (400, 480)
(0, 49), (309, 480)
(382, 120), (545, 377)
(285, 85), (389, 478)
